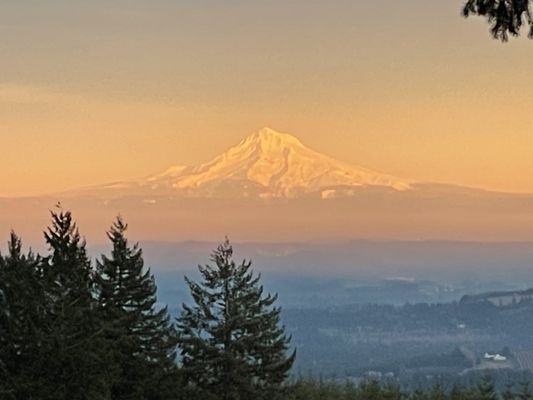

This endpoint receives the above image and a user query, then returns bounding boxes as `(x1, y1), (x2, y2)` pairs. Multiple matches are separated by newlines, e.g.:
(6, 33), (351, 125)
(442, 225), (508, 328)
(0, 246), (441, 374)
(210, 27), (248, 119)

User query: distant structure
(484, 353), (507, 361)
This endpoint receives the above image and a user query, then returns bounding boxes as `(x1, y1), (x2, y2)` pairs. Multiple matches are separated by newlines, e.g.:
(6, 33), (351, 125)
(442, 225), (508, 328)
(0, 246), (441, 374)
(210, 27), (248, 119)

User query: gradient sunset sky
(2, 0), (533, 196)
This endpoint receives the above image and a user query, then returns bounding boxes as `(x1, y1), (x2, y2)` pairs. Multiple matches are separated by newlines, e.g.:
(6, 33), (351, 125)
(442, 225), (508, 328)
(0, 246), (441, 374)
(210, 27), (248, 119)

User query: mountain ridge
(50, 127), (533, 202)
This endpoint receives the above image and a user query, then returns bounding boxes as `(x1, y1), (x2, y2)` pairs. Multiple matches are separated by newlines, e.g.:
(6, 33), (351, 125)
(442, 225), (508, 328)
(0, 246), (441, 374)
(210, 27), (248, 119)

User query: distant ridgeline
(460, 288), (533, 307)
(285, 286), (533, 384)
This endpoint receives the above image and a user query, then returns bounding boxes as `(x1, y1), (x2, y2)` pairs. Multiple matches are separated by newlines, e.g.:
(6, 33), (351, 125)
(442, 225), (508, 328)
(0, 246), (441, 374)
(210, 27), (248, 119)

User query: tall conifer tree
(477, 375), (498, 400)
(41, 209), (110, 400)
(97, 217), (178, 400)
(502, 383), (516, 400)
(177, 239), (295, 400)
(0, 233), (44, 399)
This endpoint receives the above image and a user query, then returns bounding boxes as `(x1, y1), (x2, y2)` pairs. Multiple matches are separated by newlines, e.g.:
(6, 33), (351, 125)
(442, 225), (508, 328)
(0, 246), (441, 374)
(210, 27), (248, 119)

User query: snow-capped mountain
(134, 127), (412, 199)
(10, 127), (533, 242)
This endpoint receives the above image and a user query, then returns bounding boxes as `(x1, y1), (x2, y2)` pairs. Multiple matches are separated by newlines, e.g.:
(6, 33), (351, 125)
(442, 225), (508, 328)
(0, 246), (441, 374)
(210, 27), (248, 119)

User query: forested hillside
(2, 210), (533, 399)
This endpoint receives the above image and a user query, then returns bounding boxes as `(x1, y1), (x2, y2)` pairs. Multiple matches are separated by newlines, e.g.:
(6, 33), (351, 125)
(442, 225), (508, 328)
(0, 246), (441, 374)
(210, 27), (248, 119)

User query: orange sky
(2, 1), (533, 196)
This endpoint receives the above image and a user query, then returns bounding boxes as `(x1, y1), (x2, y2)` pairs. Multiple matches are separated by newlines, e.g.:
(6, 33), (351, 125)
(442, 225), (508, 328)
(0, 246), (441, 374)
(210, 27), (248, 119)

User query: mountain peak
(138, 128), (413, 198)
(240, 127), (303, 151)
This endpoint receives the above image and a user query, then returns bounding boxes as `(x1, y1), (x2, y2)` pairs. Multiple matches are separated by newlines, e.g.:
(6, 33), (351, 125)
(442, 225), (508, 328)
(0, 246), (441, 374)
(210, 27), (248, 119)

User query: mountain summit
(24, 127), (533, 242)
(140, 127), (412, 199)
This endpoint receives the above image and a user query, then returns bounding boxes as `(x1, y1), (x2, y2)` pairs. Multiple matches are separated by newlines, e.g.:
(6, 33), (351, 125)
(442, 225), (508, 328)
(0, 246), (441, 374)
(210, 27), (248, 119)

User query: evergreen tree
(176, 239), (295, 400)
(380, 384), (403, 400)
(408, 389), (426, 400)
(477, 375), (498, 400)
(0, 249), (7, 398)
(0, 232), (44, 399)
(97, 217), (179, 400)
(517, 381), (533, 400)
(463, 0), (533, 41)
(449, 384), (466, 400)
(429, 384), (446, 400)
(40, 209), (110, 400)
(502, 383), (516, 400)
(357, 380), (378, 400)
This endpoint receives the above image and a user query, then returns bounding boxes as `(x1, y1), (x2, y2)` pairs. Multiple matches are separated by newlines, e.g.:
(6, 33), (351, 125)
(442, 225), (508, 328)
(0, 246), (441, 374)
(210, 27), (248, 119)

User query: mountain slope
(138, 127), (412, 199)
(10, 128), (533, 243)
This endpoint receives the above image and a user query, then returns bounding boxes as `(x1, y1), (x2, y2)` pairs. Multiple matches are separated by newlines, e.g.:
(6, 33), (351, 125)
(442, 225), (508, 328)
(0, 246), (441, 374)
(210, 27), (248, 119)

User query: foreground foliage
(177, 240), (295, 400)
(0, 210), (294, 400)
(0, 210), (179, 400)
(463, 0), (533, 41)
(288, 377), (533, 400)
(1, 210), (533, 399)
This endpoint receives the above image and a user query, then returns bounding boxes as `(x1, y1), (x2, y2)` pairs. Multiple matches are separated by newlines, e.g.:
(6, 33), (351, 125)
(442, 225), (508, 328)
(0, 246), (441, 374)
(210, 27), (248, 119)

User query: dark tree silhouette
(97, 217), (179, 400)
(463, 0), (533, 41)
(40, 209), (111, 400)
(176, 240), (295, 400)
(477, 375), (498, 400)
(0, 233), (45, 399)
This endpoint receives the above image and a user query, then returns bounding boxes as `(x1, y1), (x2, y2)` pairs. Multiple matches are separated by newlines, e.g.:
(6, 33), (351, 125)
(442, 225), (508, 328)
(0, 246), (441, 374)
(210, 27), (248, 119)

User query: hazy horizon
(2, 1), (533, 264)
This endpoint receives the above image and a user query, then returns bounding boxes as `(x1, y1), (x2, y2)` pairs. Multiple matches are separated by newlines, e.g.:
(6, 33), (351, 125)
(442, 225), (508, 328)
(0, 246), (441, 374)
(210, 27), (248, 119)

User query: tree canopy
(463, 0), (533, 41)
(177, 240), (295, 400)
(0, 210), (182, 400)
